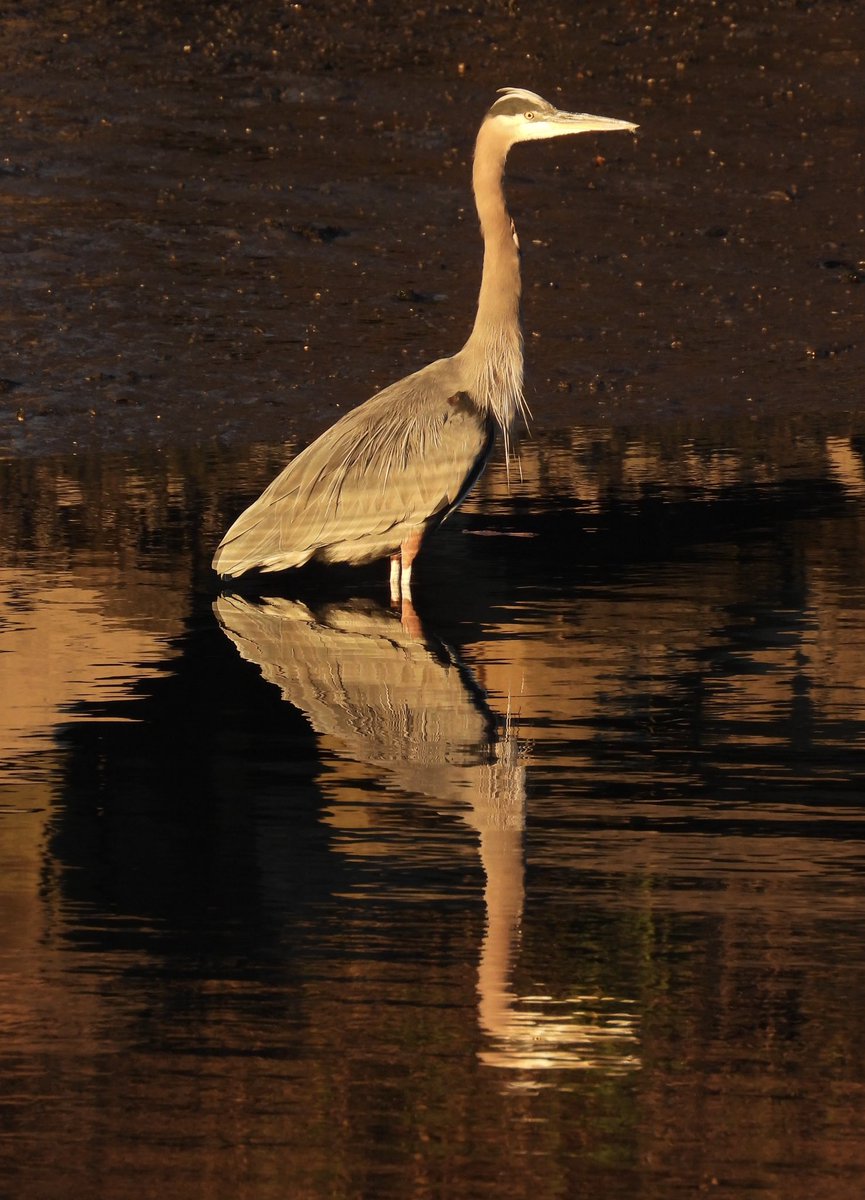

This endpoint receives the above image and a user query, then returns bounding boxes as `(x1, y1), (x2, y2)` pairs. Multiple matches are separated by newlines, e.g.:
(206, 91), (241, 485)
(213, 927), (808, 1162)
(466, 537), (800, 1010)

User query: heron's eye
(524, 111), (536, 120)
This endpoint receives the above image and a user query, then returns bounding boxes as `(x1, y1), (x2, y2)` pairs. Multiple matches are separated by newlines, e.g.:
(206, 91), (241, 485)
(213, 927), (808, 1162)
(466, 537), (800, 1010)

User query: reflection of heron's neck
(477, 825), (525, 1037)
(461, 123), (526, 435)
(467, 732), (527, 1038)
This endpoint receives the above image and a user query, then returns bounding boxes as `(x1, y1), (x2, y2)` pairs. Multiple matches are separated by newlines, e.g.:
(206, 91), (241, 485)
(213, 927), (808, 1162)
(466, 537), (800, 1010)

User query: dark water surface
(2, 424), (865, 1200)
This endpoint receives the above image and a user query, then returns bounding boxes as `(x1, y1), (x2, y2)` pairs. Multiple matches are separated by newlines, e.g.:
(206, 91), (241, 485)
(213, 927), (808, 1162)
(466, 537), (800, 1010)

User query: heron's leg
(399, 531), (424, 600)
(389, 554), (401, 604)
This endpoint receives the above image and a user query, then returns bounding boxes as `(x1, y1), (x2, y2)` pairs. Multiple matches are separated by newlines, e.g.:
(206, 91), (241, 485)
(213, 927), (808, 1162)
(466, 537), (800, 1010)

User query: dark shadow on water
(49, 610), (334, 951)
(205, 470), (852, 625)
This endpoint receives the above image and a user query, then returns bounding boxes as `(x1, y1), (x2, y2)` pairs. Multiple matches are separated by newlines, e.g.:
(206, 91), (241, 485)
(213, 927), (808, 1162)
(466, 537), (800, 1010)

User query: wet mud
(1, 0), (862, 461)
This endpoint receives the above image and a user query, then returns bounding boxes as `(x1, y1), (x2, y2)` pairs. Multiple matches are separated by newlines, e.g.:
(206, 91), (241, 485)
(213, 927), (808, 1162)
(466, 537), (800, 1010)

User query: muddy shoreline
(1, 1), (862, 461)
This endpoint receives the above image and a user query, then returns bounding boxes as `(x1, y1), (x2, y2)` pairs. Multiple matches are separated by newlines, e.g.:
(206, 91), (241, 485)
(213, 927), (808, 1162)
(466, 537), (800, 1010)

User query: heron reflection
(214, 593), (638, 1077)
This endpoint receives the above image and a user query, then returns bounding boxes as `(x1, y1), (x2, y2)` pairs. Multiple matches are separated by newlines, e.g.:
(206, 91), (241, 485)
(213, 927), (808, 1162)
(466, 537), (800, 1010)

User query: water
(2, 423), (865, 1199)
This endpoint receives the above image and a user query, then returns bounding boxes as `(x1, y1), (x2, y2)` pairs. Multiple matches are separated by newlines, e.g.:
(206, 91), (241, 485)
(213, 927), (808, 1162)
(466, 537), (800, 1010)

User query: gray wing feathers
(212, 371), (493, 577)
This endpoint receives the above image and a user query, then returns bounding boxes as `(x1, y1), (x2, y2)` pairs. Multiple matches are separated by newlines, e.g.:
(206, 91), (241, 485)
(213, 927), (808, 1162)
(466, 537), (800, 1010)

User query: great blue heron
(213, 87), (637, 598)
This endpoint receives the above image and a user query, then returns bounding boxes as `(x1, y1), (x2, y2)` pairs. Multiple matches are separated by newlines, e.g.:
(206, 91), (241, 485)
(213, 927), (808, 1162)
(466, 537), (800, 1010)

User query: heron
(213, 88), (637, 599)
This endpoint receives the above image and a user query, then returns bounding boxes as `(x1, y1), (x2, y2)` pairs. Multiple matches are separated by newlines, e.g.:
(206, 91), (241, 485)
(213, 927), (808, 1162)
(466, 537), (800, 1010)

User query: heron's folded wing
(213, 374), (493, 575)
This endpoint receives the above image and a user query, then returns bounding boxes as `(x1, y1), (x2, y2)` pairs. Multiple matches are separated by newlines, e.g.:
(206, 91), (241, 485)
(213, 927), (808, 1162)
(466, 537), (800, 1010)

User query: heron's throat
(463, 124), (527, 434)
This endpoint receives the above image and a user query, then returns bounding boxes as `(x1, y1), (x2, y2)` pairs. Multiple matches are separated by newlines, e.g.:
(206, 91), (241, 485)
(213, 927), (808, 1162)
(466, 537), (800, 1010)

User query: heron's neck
(461, 122), (526, 433)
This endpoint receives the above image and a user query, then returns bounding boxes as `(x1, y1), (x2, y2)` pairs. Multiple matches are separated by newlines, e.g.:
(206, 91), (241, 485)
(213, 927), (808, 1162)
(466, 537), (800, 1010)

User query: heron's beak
(549, 109), (638, 135)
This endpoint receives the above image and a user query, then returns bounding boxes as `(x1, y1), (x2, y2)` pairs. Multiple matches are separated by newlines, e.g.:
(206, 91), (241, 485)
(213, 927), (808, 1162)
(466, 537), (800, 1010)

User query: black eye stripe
(488, 96), (548, 119)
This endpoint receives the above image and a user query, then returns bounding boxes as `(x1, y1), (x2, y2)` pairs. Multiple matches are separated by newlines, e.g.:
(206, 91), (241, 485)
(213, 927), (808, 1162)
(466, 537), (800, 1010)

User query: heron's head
(485, 87), (638, 147)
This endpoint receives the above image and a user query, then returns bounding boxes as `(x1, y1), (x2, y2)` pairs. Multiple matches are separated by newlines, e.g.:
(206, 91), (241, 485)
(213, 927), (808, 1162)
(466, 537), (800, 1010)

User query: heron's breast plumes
(462, 324), (528, 468)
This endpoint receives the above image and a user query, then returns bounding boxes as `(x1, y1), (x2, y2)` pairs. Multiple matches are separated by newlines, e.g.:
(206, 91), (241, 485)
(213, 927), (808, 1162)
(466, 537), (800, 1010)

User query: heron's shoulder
(369, 355), (471, 408)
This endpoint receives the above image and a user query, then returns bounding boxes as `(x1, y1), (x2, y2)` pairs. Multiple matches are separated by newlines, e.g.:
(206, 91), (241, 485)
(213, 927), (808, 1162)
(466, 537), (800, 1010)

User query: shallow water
(2, 424), (865, 1200)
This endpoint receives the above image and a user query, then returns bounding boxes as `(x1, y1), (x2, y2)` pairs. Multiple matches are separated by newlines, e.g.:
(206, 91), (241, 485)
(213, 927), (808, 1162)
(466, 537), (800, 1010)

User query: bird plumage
(213, 88), (637, 594)
(213, 356), (494, 577)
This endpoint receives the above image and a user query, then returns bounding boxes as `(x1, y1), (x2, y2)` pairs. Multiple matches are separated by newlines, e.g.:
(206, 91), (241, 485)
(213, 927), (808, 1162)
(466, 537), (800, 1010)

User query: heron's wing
(213, 366), (494, 576)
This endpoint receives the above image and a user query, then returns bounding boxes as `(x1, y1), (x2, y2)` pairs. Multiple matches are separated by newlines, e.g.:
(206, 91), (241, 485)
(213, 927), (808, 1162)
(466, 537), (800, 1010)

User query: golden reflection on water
(0, 564), (184, 1001)
(476, 428), (865, 507)
(0, 567), (181, 773)
(215, 594), (640, 1079)
(1, 424), (865, 1195)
